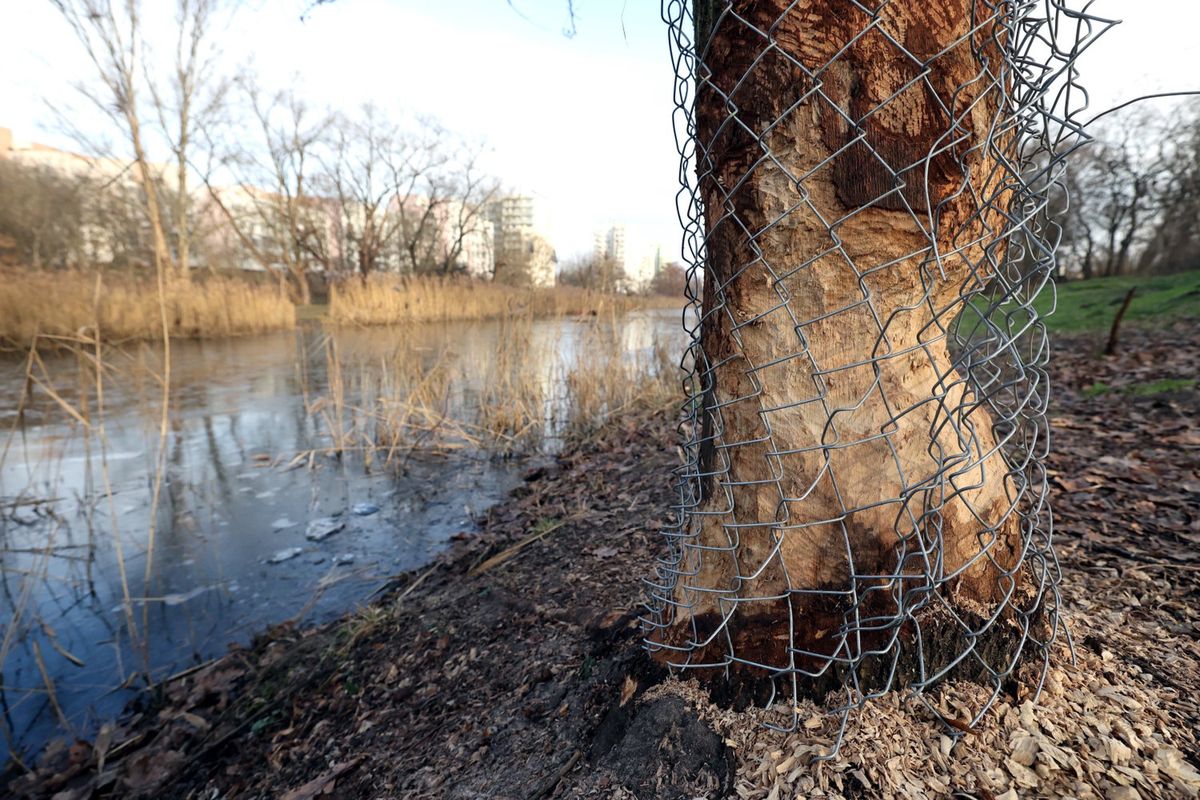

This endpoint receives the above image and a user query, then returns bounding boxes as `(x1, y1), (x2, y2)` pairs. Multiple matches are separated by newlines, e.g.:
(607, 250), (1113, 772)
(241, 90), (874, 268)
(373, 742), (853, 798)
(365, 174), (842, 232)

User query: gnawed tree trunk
(651, 0), (1032, 698)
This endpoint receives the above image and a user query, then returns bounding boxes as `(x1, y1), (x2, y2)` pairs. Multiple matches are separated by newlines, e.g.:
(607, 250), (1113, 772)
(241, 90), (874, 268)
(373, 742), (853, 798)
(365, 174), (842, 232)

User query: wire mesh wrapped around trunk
(644, 0), (1113, 751)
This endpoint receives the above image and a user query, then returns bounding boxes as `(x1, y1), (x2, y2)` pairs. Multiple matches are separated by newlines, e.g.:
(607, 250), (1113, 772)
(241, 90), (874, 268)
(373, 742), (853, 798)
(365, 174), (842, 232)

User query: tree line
(1060, 101), (1200, 279)
(0, 0), (501, 304)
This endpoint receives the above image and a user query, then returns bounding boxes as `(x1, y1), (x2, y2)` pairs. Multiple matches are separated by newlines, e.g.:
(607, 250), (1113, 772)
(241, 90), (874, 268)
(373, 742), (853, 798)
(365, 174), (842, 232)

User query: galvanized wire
(645, 0), (1114, 754)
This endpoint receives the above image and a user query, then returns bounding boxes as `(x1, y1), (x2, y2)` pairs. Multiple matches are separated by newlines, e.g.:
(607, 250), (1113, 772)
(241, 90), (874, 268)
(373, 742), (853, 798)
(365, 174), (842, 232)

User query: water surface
(0, 309), (684, 765)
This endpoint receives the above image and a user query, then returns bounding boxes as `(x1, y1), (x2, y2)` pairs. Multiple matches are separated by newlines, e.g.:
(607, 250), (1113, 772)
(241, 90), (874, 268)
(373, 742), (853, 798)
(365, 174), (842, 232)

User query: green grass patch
(1037, 270), (1200, 332)
(1124, 378), (1197, 397)
(954, 270), (1200, 340)
(530, 517), (561, 536)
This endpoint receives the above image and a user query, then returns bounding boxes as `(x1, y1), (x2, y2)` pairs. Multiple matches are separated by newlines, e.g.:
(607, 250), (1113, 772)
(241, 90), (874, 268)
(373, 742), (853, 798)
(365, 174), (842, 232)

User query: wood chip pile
(648, 617), (1200, 800)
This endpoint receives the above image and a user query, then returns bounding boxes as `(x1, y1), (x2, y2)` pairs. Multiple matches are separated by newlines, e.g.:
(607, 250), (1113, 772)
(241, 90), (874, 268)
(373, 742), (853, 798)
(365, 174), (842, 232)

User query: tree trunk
(127, 111), (174, 281)
(289, 264), (311, 305)
(653, 0), (1027, 695)
(175, 139), (191, 278)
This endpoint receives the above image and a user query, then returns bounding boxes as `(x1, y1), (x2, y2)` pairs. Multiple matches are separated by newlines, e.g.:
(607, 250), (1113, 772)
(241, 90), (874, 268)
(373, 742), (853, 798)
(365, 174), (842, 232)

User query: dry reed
(0, 269), (296, 349)
(561, 322), (680, 441)
(476, 316), (552, 454)
(311, 313), (682, 461)
(328, 274), (675, 326)
(307, 333), (468, 465)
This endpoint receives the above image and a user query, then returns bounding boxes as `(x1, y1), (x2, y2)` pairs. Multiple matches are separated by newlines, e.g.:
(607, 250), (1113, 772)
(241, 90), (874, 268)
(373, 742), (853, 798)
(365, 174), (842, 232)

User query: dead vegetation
(328, 274), (677, 326)
(0, 269), (295, 348)
(310, 313), (682, 462)
(0, 268), (678, 351)
(654, 645), (1199, 799)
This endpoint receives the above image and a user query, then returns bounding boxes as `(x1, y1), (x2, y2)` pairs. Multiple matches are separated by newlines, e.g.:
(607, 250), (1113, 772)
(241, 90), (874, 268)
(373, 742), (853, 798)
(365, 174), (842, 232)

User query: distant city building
(488, 195), (534, 233)
(0, 126), (177, 267)
(450, 203), (495, 279)
(0, 126), (168, 186)
(593, 223), (663, 293)
(488, 195), (555, 288)
(594, 224), (626, 267)
(624, 242), (663, 292)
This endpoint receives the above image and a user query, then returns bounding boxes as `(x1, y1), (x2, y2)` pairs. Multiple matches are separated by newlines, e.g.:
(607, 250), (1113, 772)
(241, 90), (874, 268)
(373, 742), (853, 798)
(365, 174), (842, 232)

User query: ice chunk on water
(162, 586), (214, 606)
(266, 547), (303, 564)
(305, 516), (346, 541)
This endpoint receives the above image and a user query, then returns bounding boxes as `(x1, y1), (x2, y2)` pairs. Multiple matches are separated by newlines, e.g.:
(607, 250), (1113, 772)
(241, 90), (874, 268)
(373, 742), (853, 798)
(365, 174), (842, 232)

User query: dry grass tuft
(0, 269), (295, 349)
(306, 333), (462, 466)
(328, 274), (675, 326)
(476, 316), (552, 454)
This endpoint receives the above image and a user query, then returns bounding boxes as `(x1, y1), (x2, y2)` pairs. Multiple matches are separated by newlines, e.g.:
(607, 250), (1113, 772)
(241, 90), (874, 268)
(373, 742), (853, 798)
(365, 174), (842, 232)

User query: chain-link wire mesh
(644, 0), (1115, 752)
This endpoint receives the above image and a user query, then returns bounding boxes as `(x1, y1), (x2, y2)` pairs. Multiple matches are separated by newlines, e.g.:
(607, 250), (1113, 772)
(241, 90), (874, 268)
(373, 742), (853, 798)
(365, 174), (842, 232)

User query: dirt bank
(5, 322), (1200, 800)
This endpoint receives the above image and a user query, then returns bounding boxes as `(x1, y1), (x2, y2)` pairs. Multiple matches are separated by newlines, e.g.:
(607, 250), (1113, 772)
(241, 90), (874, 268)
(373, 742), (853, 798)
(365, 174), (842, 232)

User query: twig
(152, 657), (221, 688)
(468, 518), (574, 577)
(527, 749), (582, 800)
(1104, 287), (1136, 356)
(369, 563), (438, 601)
(31, 640), (73, 737)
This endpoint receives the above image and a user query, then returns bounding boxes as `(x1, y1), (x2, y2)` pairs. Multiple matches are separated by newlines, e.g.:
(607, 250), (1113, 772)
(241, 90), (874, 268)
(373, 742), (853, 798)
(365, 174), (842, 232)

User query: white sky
(2, 0), (1199, 260)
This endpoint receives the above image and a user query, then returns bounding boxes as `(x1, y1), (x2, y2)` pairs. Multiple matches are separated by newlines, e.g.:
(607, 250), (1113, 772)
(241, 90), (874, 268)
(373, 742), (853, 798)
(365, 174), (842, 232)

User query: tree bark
(175, 123), (191, 278)
(654, 0), (1026, 694)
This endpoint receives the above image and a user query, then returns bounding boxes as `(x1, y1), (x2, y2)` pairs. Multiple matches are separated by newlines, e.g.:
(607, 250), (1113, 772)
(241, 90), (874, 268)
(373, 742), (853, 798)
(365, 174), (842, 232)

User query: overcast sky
(2, 0), (1198, 260)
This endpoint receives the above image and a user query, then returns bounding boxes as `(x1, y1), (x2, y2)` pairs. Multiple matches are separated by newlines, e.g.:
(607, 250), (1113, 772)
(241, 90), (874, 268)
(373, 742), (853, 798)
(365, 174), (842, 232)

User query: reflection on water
(0, 309), (686, 765)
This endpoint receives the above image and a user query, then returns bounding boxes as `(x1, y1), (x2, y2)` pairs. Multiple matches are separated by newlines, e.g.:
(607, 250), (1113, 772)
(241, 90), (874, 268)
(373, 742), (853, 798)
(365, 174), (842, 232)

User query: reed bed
(0, 301), (681, 762)
(328, 274), (675, 326)
(311, 313), (682, 462)
(1, 330), (151, 757)
(307, 332), (470, 466)
(0, 269), (296, 349)
(561, 324), (680, 442)
(476, 317), (553, 454)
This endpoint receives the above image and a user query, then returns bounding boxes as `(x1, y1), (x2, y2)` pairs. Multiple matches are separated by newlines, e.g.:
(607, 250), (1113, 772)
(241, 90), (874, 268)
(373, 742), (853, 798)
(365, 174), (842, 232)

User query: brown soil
(4, 321), (1199, 800)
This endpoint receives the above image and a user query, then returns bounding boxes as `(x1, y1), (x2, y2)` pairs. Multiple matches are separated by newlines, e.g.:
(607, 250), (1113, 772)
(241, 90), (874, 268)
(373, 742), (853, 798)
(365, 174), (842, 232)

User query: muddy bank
(5, 322), (1200, 799)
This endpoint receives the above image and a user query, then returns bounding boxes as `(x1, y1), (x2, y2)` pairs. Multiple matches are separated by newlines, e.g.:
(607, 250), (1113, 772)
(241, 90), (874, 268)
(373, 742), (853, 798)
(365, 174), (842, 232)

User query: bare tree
(147, 0), (234, 275)
(1058, 156), (1098, 279)
(649, 261), (688, 298)
(390, 122), (454, 276)
(0, 160), (90, 268)
(1138, 101), (1200, 275)
(52, 0), (175, 279)
(322, 106), (409, 280)
(385, 121), (499, 277)
(429, 144), (501, 276)
(1060, 112), (1171, 279)
(650, 0), (1030, 691)
(206, 80), (332, 303)
(559, 254), (624, 292)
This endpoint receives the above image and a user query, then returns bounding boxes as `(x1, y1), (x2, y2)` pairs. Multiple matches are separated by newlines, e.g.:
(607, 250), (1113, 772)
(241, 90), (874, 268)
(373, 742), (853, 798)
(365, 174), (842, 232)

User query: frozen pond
(0, 308), (686, 765)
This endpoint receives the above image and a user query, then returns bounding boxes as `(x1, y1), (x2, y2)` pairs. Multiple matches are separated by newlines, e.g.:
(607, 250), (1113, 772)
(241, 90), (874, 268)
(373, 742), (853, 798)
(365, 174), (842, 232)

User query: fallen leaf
(280, 758), (363, 800)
